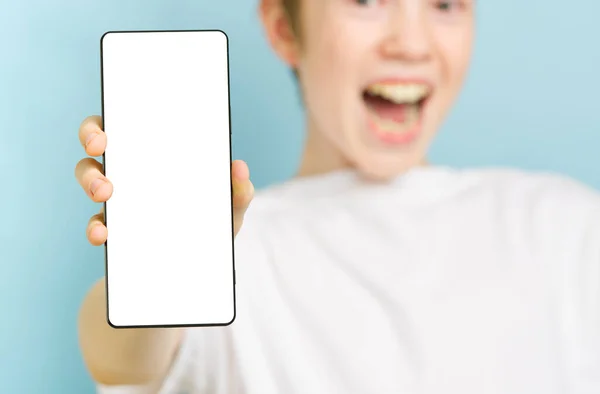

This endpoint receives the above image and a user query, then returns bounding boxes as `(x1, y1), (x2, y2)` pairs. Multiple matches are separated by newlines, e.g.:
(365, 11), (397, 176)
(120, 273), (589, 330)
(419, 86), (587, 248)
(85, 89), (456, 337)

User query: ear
(258, 0), (300, 68)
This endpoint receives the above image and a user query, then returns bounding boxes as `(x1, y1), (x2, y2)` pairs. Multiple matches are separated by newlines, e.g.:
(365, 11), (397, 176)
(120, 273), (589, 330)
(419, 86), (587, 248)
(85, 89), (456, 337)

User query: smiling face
(260, 0), (475, 180)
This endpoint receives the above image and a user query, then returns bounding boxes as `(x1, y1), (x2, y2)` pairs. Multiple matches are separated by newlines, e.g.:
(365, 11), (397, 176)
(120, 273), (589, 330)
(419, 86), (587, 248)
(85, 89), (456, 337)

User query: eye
(344, 0), (389, 19)
(353, 0), (381, 6)
(433, 0), (463, 12)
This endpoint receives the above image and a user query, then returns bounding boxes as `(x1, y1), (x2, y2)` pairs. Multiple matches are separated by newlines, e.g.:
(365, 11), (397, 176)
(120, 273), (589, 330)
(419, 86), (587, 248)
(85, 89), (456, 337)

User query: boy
(74, 0), (600, 393)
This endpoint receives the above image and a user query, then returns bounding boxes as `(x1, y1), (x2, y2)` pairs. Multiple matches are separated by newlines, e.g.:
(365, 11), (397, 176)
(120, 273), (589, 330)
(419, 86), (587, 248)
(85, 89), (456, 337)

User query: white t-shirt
(98, 166), (600, 394)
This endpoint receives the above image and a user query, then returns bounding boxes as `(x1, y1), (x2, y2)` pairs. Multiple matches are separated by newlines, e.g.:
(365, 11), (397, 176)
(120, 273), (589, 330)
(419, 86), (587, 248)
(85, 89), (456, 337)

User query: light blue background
(0, 0), (598, 392)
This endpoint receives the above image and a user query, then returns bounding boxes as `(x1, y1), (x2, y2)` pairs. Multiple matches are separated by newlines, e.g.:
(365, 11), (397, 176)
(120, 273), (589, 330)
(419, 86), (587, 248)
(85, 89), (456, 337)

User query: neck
(296, 115), (351, 178)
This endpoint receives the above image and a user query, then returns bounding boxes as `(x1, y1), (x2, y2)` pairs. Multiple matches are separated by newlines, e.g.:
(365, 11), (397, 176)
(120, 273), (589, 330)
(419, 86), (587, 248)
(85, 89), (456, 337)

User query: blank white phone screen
(101, 31), (235, 328)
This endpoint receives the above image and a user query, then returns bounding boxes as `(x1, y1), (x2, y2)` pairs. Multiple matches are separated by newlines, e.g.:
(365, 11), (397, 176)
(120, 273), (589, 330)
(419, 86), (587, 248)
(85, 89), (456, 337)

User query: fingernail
(85, 132), (98, 148)
(90, 178), (104, 196)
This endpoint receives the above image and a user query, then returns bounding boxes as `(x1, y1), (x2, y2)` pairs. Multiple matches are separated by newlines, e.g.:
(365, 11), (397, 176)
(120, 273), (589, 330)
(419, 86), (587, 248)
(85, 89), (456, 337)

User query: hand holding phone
(100, 30), (241, 328)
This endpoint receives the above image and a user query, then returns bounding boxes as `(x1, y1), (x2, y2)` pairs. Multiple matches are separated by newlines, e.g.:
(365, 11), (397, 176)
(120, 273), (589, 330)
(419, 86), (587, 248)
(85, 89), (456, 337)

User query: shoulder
(465, 167), (600, 216)
(466, 167), (600, 257)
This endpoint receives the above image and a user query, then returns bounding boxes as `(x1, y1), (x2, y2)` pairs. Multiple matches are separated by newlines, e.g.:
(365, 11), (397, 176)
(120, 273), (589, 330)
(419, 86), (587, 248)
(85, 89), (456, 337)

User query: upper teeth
(366, 83), (430, 104)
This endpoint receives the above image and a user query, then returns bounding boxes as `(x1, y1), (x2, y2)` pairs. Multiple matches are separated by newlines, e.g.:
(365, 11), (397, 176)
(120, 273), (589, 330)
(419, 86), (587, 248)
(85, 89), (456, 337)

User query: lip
(366, 112), (423, 146)
(362, 77), (433, 146)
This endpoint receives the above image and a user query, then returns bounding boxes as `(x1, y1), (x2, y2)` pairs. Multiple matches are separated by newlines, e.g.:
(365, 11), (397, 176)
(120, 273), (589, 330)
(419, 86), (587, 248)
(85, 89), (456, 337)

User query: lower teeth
(371, 104), (419, 134)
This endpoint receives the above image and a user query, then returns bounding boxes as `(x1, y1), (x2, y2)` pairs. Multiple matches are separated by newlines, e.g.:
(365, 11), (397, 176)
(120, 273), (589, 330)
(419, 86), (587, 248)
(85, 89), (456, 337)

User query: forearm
(78, 278), (184, 386)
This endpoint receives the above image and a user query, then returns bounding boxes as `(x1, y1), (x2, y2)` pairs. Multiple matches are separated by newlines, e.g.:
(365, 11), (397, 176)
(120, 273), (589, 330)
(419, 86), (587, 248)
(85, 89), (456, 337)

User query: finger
(75, 158), (113, 203)
(231, 160), (254, 236)
(87, 210), (107, 246)
(232, 160), (253, 208)
(79, 115), (107, 157)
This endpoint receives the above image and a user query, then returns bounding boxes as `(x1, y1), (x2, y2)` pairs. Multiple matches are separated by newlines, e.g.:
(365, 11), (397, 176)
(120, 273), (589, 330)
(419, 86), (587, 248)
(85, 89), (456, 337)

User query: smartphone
(100, 30), (235, 328)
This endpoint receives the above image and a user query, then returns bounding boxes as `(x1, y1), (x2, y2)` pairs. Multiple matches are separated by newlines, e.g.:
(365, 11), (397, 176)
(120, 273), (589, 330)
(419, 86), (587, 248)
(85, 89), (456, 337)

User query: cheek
(305, 31), (358, 87)
(301, 12), (378, 87)
(435, 25), (474, 85)
(300, 23), (370, 123)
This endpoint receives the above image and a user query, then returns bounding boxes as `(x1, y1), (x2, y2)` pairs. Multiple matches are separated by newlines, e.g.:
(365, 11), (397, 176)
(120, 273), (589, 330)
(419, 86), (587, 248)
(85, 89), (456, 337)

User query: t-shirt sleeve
(552, 178), (600, 393)
(95, 328), (204, 394)
(571, 208), (600, 393)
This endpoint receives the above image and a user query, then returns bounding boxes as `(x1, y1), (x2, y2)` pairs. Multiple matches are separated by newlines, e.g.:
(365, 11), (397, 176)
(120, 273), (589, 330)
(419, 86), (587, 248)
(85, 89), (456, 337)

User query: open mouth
(362, 82), (431, 142)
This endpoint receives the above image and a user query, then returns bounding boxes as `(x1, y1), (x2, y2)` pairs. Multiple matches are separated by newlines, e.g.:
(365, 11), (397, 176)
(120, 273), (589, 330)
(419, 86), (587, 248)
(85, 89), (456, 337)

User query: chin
(352, 155), (421, 183)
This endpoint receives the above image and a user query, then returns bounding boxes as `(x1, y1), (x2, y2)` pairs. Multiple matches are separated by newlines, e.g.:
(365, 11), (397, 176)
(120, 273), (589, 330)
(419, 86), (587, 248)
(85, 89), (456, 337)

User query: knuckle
(75, 158), (96, 179)
(82, 115), (101, 129)
(75, 158), (89, 176)
(88, 213), (104, 226)
(77, 157), (94, 168)
(83, 158), (102, 172)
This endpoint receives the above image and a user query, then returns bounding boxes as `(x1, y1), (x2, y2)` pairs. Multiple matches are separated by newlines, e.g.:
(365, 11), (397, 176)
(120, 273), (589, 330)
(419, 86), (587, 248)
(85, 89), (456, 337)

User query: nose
(380, 4), (432, 63)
